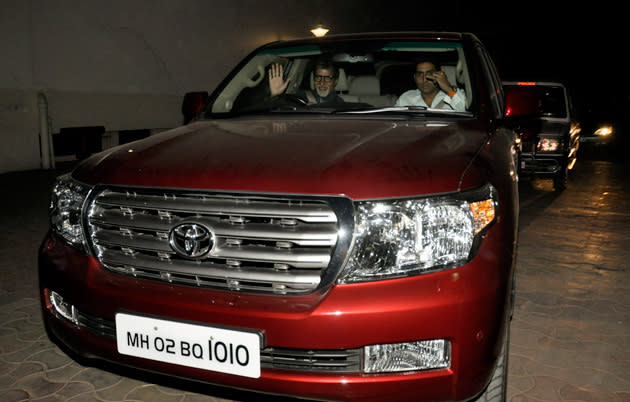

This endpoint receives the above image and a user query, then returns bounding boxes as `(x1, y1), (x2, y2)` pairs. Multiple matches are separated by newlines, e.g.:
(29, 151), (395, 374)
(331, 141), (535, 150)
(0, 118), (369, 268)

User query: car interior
(212, 43), (473, 114)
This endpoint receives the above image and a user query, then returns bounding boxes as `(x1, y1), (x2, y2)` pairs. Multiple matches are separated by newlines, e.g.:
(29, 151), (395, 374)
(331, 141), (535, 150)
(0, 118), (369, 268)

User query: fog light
(50, 291), (78, 324)
(363, 339), (450, 373)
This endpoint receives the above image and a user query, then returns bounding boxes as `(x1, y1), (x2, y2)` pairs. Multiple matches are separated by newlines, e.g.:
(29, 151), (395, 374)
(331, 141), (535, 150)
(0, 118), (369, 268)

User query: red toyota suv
(40, 32), (519, 402)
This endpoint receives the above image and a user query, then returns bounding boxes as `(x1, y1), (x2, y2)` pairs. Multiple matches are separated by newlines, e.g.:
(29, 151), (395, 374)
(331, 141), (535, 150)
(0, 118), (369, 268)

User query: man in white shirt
(395, 61), (466, 111)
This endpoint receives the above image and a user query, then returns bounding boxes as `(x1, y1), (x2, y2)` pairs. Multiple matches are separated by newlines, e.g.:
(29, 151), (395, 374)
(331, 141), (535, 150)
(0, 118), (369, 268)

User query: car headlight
(594, 125), (613, 137)
(49, 174), (91, 249)
(337, 184), (497, 283)
(537, 137), (560, 152)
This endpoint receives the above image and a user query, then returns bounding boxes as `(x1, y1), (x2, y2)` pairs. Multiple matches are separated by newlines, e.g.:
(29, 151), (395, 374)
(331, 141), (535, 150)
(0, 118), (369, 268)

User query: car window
(538, 87), (567, 118)
(504, 85), (568, 118)
(207, 39), (476, 116)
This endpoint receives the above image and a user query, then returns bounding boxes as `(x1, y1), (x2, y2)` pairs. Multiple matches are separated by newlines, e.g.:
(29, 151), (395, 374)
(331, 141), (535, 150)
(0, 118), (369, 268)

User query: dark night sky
(366, 1), (626, 124)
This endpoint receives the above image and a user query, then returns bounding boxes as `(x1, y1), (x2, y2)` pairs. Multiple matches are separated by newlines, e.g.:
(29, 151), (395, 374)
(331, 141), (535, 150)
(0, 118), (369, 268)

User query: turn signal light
(470, 199), (496, 235)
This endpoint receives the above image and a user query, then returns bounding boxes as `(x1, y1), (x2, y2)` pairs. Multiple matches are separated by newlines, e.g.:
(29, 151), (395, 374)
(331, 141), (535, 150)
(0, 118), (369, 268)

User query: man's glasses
(314, 75), (335, 83)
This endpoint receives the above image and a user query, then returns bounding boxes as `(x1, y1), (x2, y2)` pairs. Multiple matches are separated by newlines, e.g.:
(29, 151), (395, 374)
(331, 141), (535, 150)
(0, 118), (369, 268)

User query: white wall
(0, 89), (40, 172)
(0, 0), (378, 174)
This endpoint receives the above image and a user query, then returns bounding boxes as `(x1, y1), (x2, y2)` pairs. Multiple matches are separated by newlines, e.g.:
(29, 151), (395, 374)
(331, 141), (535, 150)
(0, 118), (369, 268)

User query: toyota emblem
(169, 223), (214, 258)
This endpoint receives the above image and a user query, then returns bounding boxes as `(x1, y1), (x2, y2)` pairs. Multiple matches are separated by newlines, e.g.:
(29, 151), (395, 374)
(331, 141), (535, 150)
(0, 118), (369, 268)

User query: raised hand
(268, 63), (290, 96)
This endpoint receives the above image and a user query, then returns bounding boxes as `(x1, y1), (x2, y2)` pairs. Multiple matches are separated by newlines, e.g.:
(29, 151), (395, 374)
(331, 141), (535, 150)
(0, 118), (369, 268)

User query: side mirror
(181, 91), (209, 124)
(504, 86), (540, 118)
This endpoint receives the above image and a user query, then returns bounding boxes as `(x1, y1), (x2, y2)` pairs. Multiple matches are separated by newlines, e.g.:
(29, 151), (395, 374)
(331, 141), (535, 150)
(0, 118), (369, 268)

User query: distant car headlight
(337, 184), (497, 283)
(50, 174), (91, 249)
(594, 125), (613, 137)
(537, 137), (560, 152)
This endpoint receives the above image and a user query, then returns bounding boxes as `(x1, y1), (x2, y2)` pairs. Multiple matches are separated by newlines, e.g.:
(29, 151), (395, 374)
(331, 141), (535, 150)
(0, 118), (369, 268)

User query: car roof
(262, 32), (470, 47)
(503, 81), (566, 88)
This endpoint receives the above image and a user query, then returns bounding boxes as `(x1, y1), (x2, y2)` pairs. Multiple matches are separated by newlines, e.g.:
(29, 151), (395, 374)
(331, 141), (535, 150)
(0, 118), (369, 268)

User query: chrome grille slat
(87, 188), (345, 294)
(90, 207), (338, 246)
(93, 229), (331, 268)
(99, 249), (321, 285)
(95, 191), (337, 222)
(93, 228), (173, 253)
(213, 246), (330, 268)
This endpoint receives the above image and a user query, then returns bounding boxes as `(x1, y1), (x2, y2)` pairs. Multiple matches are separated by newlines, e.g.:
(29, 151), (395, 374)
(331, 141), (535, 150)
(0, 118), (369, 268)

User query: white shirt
(395, 89), (466, 111)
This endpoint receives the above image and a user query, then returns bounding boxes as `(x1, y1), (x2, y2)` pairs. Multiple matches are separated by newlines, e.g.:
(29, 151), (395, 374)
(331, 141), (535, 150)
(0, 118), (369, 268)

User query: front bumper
(519, 133), (579, 176)
(39, 231), (512, 402)
(519, 147), (579, 176)
(519, 153), (565, 175)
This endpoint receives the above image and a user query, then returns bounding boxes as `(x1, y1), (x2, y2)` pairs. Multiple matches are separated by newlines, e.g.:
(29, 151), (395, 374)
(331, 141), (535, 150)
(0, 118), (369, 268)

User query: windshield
(504, 85), (568, 118)
(207, 39), (475, 116)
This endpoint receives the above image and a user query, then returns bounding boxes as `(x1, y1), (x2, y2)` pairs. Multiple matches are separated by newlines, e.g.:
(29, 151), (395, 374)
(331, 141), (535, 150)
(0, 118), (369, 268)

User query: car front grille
(521, 139), (536, 154)
(260, 347), (361, 372)
(86, 188), (353, 295)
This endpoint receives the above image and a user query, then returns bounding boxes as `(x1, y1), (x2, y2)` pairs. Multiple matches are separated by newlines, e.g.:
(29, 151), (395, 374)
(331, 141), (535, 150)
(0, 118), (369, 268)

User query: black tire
(475, 324), (510, 401)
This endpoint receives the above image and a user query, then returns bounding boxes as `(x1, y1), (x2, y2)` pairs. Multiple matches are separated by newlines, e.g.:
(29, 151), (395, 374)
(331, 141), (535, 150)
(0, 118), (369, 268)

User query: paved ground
(1, 151), (628, 401)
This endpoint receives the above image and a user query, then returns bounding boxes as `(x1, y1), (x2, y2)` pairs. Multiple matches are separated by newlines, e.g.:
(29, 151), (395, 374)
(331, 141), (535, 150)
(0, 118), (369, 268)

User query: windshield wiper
(269, 106), (336, 114)
(336, 106), (472, 117)
(336, 106), (427, 114)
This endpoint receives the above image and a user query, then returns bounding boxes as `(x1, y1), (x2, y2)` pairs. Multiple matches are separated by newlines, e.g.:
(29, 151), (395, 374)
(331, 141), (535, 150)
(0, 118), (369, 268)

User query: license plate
(115, 312), (262, 378)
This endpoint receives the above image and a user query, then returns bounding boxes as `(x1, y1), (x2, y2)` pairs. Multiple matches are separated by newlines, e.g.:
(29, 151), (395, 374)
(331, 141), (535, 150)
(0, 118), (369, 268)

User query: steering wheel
(277, 93), (309, 106)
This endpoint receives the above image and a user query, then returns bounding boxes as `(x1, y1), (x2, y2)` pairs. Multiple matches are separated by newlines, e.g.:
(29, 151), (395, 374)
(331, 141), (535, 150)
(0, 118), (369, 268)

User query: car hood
(73, 117), (489, 199)
(519, 118), (569, 140)
(540, 120), (569, 135)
